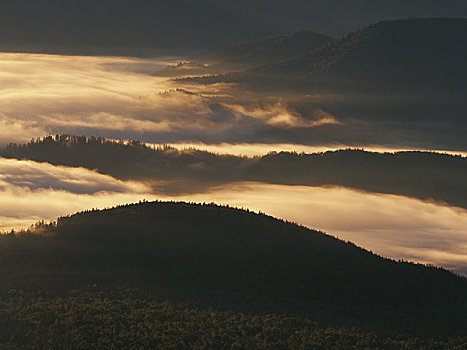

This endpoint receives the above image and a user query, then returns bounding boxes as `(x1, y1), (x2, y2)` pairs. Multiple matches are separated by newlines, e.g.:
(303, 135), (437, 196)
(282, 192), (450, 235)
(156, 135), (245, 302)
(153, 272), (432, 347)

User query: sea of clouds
(1, 52), (466, 276)
(1, 158), (466, 276)
(3, 52), (462, 151)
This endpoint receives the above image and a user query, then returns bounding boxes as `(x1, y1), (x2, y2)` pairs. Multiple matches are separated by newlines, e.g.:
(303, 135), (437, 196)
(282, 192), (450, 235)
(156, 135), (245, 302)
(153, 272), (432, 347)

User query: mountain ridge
(155, 31), (333, 77)
(191, 17), (467, 93)
(2, 135), (466, 208)
(3, 200), (467, 335)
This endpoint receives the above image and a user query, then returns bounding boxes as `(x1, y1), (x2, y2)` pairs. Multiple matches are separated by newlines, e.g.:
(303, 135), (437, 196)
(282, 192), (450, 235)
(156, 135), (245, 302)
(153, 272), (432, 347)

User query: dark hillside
(0, 135), (249, 193)
(201, 18), (467, 93)
(2, 201), (467, 336)
(266, 18), (466, 91)
(155, 31), (332, 77)
(247, 149), (467, 208)
(1, 136), (466, 208)
(186, 18), (467, 144)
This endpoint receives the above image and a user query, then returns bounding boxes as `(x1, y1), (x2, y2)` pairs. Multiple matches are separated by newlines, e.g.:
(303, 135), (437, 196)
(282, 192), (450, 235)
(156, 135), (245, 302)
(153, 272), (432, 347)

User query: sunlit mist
(2, 159), (466, 276)
(2, 52), (465, 150)
(0, 157), (150, 231)
(162, 142), (467, 157)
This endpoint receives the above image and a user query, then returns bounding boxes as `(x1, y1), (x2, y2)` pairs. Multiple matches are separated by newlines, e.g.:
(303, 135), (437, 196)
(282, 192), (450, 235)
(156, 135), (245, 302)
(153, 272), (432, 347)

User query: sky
(0, 0), (465, 55)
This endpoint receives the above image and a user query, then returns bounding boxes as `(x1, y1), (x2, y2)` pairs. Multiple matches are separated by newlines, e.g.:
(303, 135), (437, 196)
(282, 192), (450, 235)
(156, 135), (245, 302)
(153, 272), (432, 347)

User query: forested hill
(247, 150), (467, 208)
(3, 201), (467, 336)
(195, 17), (467, 93)
(1, 135), (466, 208)
(155, 31), (333, 77)
(0, 135), (248, 194)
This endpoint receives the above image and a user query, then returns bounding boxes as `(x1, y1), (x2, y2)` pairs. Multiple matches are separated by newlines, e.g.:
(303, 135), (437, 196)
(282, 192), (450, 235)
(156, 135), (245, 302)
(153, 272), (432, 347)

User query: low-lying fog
(1, 52), (465, 275)
(1, 158), (466, 276)
(1, 52), (465, 152)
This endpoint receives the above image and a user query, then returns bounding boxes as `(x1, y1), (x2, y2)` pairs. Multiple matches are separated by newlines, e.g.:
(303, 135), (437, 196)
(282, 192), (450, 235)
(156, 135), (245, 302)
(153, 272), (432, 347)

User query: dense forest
(1, 201), (467, 347)
(2, 135), (466, 208)
(1, 287), (467, 349)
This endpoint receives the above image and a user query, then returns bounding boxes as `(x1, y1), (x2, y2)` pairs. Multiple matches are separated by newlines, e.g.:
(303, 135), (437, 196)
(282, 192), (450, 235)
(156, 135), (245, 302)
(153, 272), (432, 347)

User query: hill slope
(197, 18), (467, 93)
(188, 18), (467, 139)
(2, 135), (466, 208)
(3, 201), (467, 335)
(155, 31), (332, 77)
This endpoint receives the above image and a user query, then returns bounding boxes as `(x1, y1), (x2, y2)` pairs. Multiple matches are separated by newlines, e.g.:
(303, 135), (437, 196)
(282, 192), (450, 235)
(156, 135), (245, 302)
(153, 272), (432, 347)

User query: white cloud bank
(0, 53), (263, 144)
(0, 157), (150, 231)
(0, 52), (404, 148)
(0, 52), (464, 151)
(0, 52), (466, 276)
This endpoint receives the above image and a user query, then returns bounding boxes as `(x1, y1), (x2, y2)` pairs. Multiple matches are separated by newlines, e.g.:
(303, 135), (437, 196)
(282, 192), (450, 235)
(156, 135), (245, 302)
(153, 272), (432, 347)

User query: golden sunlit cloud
(0, 157), (150, 231)
(0, 53), (265, 144)
(162, 142), (467, 157)
(1, 159), (466, 276)
(1, 52), (466, 277)
(2, 52), (463, 151)
(224, 102), (341, 128)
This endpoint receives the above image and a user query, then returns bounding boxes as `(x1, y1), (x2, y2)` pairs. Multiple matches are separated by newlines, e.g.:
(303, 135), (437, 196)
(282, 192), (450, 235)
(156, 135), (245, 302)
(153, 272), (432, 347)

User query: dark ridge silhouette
(192, 17), (467, 93)
(247, 149), (467, 208)
(1, 135), (466, 208)
(184, 17), (467, 139)
(0, 135), (249, 193)
(154, 31), (333, 77)
(2, 201), (467, 336)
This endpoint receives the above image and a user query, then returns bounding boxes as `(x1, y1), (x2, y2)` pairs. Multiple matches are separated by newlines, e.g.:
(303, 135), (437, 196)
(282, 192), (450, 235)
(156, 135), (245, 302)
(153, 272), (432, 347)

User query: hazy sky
(0, 0), (465, 55)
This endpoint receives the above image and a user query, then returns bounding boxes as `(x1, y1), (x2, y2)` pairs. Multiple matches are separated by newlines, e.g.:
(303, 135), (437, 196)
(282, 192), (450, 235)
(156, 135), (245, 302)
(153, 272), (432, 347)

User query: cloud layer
(0, 53), (266, 144)
(1, 52), (466, 276)
(0, 159), (466, 276)
(2, 52), (463, 151)
(0, 158), (149, 231)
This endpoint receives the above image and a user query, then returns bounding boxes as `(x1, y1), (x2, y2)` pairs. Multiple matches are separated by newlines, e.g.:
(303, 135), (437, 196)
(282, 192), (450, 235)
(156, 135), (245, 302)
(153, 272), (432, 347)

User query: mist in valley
(0, 8), (466, 347)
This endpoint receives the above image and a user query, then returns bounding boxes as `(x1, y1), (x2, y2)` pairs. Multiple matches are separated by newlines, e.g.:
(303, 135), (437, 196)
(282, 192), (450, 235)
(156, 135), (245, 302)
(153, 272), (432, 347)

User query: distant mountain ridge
(1, 135), (466, 208)
(194, 17), (467, 92)
(155, 31), (333, 76)
(184, 17), (467, 141)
